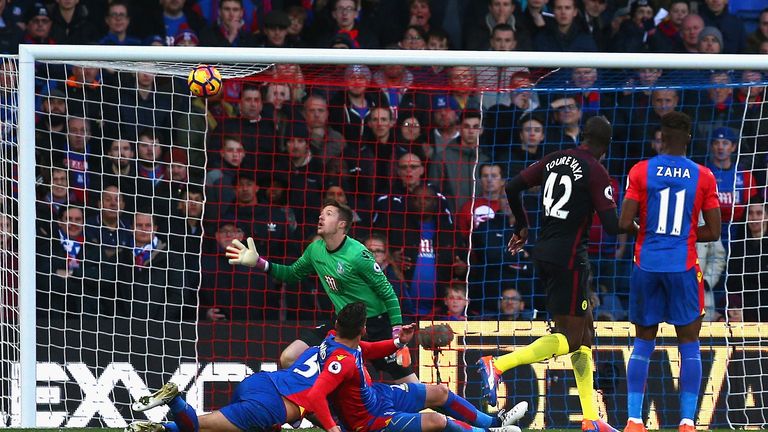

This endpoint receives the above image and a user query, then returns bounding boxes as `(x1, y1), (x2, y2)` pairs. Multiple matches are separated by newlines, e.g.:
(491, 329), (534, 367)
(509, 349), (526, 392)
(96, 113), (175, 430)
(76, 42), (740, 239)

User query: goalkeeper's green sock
(495, 333), (570, 372)
(571, 345), (599, 421)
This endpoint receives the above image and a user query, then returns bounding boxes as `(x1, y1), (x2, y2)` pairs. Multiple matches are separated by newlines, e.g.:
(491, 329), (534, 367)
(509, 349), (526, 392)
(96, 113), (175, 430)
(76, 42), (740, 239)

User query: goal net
(3, 47), (768, 429)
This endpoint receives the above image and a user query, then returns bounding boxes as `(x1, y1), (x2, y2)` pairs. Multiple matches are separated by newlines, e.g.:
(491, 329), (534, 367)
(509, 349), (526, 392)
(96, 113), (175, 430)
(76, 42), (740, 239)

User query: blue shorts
(219, 373), (287, 432)
(367, 383), (427, 432)
(629, 264), (705, 326)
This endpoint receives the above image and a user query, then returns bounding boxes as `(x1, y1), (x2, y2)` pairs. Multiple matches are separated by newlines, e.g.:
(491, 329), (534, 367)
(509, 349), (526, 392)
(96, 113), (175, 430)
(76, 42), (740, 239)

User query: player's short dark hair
(335, 302), (367, 339)
(582, 115), (612, 149)
(660, 111), (692, 147)
(322, 198), (354, 233)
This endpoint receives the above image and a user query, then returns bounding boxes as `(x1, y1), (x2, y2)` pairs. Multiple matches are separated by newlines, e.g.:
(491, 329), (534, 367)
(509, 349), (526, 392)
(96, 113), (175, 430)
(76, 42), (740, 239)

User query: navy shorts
(629, 264), (705, 326)
(219, 373), (287, 432)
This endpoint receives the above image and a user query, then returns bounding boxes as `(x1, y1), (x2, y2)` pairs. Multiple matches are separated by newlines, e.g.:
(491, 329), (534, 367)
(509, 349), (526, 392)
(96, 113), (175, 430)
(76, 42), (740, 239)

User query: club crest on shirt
(337, 261), (345, 274)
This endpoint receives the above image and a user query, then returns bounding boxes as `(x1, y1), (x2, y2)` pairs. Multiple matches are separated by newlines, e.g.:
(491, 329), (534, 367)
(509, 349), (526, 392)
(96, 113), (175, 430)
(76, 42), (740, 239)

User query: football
(187, 64), (222, 97)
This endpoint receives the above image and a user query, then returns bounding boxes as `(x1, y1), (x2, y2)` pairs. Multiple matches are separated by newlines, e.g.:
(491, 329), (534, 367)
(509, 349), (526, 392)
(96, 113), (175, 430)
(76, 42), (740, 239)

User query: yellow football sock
(571, 345), (599, 421)
(495, 333), (570, 372)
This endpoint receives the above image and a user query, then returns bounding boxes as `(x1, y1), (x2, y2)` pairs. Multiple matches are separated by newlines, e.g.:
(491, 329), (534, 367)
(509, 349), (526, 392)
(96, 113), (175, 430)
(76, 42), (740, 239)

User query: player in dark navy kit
(618, 111), (721, 432)
(303, 302), (527, 432)
(125, 346), (323, 432)
(477, 116), (624, 432)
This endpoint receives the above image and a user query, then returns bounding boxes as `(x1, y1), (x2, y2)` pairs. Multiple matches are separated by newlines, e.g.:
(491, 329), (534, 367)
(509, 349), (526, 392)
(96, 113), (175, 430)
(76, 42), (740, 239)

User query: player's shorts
(629, 264), (705, 326)
(366, 383), (428, 432)
(299, 314), (413, 380)
(219, 373), (287, 432)
(536, 260), (591, 317)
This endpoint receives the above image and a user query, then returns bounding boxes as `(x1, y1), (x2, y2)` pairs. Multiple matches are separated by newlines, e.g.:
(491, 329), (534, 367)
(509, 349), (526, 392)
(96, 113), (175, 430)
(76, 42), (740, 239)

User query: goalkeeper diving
(226, 199), (417, 382)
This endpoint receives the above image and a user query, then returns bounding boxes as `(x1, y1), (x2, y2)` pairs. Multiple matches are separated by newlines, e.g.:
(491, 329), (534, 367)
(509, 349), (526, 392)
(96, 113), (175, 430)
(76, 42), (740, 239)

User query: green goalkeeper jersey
(268, 236), (403, 326)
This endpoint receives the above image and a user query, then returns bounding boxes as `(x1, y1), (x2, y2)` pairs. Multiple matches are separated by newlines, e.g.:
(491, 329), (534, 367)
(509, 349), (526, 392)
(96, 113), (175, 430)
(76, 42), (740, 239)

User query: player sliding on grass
(125, 306), (527, 432)
(226, 198), (417, 383)
(125, 345), (323, 432)
(477, 116), (626, 432)
(618, 111), (721, 432)
(302, 301), (528, 432)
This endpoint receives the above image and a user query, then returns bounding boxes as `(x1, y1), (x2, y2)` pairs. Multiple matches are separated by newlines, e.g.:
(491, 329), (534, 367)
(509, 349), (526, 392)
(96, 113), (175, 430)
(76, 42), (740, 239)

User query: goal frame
(16, 44), (768, 426)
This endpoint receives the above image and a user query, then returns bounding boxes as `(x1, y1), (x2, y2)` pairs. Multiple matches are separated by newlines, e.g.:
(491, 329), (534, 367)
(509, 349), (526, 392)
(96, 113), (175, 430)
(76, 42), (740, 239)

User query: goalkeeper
(227, 198), (417, 383)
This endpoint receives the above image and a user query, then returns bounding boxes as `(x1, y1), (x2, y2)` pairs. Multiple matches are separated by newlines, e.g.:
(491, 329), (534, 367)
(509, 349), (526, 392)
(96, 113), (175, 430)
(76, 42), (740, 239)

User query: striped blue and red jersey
(304, 335), (399, 432)
(265, 345), (321, 411)
(625, 155), (720, 272)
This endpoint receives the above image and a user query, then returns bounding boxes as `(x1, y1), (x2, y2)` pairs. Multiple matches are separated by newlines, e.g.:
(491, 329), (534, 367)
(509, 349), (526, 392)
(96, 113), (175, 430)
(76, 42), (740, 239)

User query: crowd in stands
(4, 0), (767, 323)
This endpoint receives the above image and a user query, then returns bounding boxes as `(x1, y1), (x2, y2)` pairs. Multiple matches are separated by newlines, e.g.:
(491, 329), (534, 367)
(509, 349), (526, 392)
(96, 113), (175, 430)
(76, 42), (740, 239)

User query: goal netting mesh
(1, 51), (768, 429)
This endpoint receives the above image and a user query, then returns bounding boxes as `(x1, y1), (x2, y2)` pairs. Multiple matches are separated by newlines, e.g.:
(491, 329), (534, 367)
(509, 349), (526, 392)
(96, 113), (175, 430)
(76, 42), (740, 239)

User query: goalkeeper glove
(226, 237), (269, 271)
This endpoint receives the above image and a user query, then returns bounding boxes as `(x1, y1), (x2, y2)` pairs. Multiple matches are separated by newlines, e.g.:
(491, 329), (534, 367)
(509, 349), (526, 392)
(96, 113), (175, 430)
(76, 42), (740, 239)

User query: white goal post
(14, 45), (768, 427)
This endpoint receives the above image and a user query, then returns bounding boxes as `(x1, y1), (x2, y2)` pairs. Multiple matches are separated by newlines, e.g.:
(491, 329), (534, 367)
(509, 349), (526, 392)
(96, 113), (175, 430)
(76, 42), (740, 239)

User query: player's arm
(504, 172), (535, 254)
(697, 207), (721, 242)
(697, 168), (722, 242)
(359, 323), (415, 359)
(618, 199), (640, 236)
(304, 354), (353, 431)
(355, 250), (403, 327)
(227, 237), (315, 283)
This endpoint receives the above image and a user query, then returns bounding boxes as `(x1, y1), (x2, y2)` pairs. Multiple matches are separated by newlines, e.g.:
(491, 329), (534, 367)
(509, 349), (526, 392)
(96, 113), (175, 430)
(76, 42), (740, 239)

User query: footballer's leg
(128, 383), (199, 432)
(197, 411), (242, 432)
(422, 384), (527, 428)
(384, 412), (521, 432)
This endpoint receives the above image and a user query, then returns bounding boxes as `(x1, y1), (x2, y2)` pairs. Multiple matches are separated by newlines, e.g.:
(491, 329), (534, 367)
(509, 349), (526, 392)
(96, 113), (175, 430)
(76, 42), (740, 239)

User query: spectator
(328, 64), (385, 143)
(429, 95), (460, 158)
(274, 119), (325, 239)
(286, 5), (308, 46)
(253, 10), (293, 48)
(303, 93), (347, 163)
(518, 0), (556, 44)
(53, 115), (101, 205)
(205, 135), (246, 220)
(610, 0), (655, 52)
(414, 27), (451, 87)
(228, 171), (297, 261)
(64, 64), (103, 120)
(116, 211), (189, 320)
(0, 0), (22, 53)
(264, 177), (300, 238)
(433, 109), (490, 211)
(464, 0), (519, 51)
(746, 8), (768, 53)
(363, 232), (414, 318)
(508, 112), (547, 175)
(200, 0), (257, 47)
(35, 89), (67, 162)
(650, 0), (689, 52)
(706, 127), (759, 244)
(534, 0), (596, 52)
(169, 186), (204, 284)
(698, 26), (723, 54)
(102, 70), (172, 141)
(99, 0), (141, 45)
(221, 83), (275, 163)
(362, 106), (408, 192)
(101, 138), (138, 205)
(37, 166), (79, 231)
(498, 287), (535, 320)
(484, 71), (540, 154)
(22, 3), (55, 45)
(579, 0), (612, 51)
(696, 236), (726, 321)
(137, 0), (206, 41)
(679, 13), (704, 53)
(728, 200), (768, 321)
(0, 212), (17, 320)
(36, 206), (95, 318)
(316, 0), (379, 48)
(456, 162), (509, 237)
(399, 25), (427, 50)
(547, 95), (582, 148)
(568, 67), (614, 118)
(699, 0), (746, 54)
(407, 0), (432, 32)
(49, 0), (98, 44)
(692, 71), (745, 162)
(388, 184), (462, 318)
(372, 62), (423, 120)
(173, 28), (199, 46)
(721, 293), (744, 322)
(84, 185), (131, 256)
(476, 24), (527, 109)
(436, 281), (470, 320)
(190, 0), (258, 33)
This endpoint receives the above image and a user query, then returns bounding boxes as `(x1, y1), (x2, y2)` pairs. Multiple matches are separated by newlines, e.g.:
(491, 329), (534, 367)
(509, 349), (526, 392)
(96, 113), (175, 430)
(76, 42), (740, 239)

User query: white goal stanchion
(8, 45), (768, 429)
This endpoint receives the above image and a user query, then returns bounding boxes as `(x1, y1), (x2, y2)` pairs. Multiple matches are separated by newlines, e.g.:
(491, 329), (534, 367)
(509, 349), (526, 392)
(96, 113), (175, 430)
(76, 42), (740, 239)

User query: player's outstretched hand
(397, 323), (416, 345)
(507, 227), (529, 255)
(226, 237), (262, 267)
